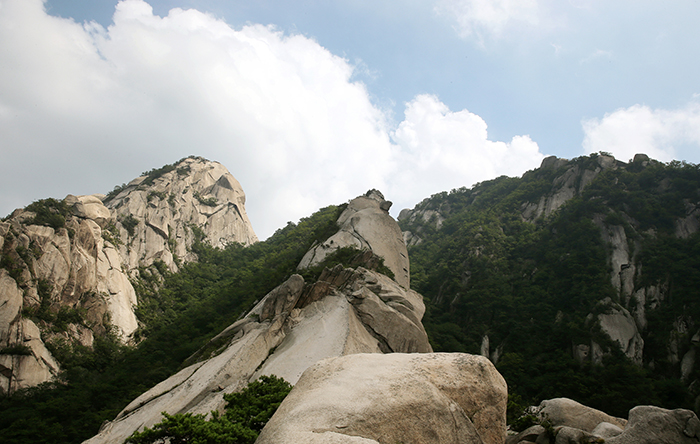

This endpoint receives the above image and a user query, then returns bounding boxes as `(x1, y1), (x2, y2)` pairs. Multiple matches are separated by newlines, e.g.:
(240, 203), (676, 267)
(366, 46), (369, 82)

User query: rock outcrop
(509, 399), (700, 444)
(520, 154), (620, 222)
(299, 190), (410, 288)
(256, 353), (507, 444)
(608, 405), (700, 444)
(105, 156), (257, 272)
(536, 398), (627, 432)
(0, 156), (257, 393)
(399, 154), (622, 247)
(84, 190), (434, 444)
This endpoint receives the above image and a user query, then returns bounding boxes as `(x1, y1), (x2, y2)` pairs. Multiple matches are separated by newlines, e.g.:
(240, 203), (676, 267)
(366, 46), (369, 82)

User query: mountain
(0, 156), (257, 394)
(84, 189), (432, 444)
(2, 153), (700, 444)
(400, 152), (700, 416)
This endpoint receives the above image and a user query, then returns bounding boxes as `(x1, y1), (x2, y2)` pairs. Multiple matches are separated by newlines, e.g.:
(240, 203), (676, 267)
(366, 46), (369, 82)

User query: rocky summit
(0, 156), (257, 394)
(84, 189), (435, 444)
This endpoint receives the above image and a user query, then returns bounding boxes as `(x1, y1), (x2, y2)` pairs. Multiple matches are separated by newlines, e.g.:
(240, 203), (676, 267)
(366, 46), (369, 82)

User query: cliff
(0, 156), (257, 394)
(84, 189), (434, 444)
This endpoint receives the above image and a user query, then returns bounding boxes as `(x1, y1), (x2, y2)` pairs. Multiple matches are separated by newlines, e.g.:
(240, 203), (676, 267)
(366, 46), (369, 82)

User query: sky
(1, 0), (699, 239)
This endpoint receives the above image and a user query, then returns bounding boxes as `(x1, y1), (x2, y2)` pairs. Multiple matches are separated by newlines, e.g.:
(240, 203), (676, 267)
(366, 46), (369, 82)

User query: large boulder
(607, 405), (700, 444)
(536, 398), (627, 432)
(256, 353), (507, 444)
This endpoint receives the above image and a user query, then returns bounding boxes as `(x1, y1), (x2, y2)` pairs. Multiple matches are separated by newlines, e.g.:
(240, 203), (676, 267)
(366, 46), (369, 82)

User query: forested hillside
(400, 153), (700, 419)
(0, 204), (343, 444)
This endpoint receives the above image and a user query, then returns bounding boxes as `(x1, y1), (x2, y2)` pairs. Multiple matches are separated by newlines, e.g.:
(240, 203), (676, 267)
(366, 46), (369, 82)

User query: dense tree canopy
(403, 156), (700, 417)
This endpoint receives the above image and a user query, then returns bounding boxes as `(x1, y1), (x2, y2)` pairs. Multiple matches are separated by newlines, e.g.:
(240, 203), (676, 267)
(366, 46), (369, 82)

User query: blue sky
(2, 0), (700, 239)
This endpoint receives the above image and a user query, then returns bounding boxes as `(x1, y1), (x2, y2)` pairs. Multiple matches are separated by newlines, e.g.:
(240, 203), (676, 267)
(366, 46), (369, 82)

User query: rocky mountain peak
(0, 157), (257, 394)
(84, 189), (432, 444)
(105, 156), (258, 273)
(298, 189), (410, 288)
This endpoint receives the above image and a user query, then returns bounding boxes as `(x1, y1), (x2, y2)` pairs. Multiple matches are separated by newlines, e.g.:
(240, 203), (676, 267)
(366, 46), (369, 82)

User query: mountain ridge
(0, 156), (257, 394)
(1, 152), (700, 443)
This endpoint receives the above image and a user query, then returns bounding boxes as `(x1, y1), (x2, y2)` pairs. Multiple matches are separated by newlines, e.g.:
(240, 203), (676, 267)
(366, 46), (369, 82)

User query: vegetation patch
(0, 344), (32, 356)
(147, 190), (167, 202)
(25, 198), (70, 230)
(120, 214), (139, 237)
(193, 191), (218, 207)
(102, 221), (122, 246)
(126, 375), (292, 444)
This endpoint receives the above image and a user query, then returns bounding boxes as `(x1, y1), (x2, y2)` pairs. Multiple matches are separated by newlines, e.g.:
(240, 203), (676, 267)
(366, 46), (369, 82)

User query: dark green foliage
(25, 198), (70, 230)
(147, 190), (167, 202)
(140, 165), (177, 187)
(102, 221), (123, 246)
(120, 214), (139, 237)
(22, 279), (86, 332)
(222, 375), (292, 433)
(404, 156), (700, 418)
(104, 183), (128, 203)
(297, 245), (395, 282)
(126, 375), (291, 444)
(139, 156), (201, 188)
(193, 191), (218, 207)
(0, 344), (32, 355)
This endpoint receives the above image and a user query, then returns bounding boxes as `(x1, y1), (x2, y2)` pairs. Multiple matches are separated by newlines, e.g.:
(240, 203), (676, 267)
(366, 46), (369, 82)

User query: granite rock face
(84, 190), (434, 444)
(299, 190), (410, 288)
(84, 262), (433, 444)
(0, 157), (257, 393)
(607, 405), (700, 444)
(508, 399), (700, 444)
(256, 353), (507, 444)
(105, 156), (257, 272)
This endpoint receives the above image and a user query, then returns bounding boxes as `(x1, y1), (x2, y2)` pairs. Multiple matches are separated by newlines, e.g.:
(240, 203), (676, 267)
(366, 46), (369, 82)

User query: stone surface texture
(506, 399), (699, 444)
(84, 191), (434, 444)
(256, 353), (507, 444)
(0, 157), (257, 393)
(298, 190), (410, 288)
(85, 262), (433, 444)
(607, 406), (700, 444)
(537, 398), (627, 432)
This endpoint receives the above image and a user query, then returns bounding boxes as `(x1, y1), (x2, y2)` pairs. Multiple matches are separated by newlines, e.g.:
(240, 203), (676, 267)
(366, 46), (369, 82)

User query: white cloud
(582, 103), (700, 163)
(0, 0), (546, 239)
(435, 0), (542, 44)
(390, 94), (544, 203)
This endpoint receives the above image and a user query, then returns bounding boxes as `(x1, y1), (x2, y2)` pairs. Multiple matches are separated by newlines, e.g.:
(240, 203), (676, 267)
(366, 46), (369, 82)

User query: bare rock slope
(84, 190), (434, 444)
(0, 156), (257, 394)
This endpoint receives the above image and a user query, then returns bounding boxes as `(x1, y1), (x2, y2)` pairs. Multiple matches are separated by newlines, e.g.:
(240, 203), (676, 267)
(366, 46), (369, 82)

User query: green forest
(1, 154), (700, 442)
(402, 155), (700, 419)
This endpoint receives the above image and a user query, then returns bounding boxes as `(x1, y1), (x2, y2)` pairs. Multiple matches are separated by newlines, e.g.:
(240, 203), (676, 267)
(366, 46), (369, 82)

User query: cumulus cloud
(435, 0), (542, 43)
(582, 103), (700, 163)
(0, 0), (545, 238)
(390, 94), (544, 203)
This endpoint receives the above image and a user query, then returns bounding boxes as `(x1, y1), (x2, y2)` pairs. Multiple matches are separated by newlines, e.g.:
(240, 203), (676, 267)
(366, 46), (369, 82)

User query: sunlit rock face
(85, 266), (433, 444)
(84, 191), (433, 444)
(256, 353), (507, 444)
(508, 398), (700, 444)
(0, 157), (257, 393)
(299, 189), (410, 288)
(105, 156), (258, 272)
